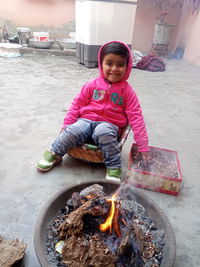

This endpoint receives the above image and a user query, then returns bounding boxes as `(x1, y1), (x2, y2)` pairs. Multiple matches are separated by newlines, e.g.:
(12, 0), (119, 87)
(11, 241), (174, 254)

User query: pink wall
(184, 14), (200, 67)
(133, 0), (200, 67)
(0, 0), (75, 26)
(132, 0), (183, 54)
(177, 3), (200, 67)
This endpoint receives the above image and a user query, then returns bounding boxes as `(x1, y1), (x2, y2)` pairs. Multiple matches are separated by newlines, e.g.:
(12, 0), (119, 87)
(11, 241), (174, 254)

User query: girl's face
(102, 53), (127, 83)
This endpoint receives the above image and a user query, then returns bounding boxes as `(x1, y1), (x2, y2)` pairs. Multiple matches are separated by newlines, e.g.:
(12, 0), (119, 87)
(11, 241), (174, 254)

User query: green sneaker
(105, 168), (122, 181)
(36, 151), (62, 172)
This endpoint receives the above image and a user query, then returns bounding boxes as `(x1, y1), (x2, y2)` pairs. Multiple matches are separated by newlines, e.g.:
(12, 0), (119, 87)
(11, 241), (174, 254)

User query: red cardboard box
(127, 144), (182, 196)
(33, 32), (49, 42)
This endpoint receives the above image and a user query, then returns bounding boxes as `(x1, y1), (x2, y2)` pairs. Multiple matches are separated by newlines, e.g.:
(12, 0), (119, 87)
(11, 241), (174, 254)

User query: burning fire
(85, 195), (93, 199)
(99, 193), (121, 237)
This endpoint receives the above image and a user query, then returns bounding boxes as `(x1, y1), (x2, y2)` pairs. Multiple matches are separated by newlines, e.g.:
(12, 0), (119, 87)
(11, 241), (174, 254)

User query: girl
(36, 40), (149, 180)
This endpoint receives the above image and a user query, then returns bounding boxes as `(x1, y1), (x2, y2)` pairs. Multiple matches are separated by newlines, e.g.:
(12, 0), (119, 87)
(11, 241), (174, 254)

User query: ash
(46, 184), (165, 267)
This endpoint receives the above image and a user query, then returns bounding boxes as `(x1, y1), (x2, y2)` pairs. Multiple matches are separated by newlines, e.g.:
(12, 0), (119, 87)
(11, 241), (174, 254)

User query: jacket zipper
(101, 84), (112, 117)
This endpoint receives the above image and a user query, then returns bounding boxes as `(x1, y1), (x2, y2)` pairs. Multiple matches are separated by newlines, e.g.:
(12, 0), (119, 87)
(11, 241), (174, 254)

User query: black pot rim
(33, 179), (176, 267)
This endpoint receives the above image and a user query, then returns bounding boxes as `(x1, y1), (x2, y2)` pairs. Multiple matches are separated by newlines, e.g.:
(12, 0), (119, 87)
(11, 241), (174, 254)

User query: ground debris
(0, 236), (27, 267)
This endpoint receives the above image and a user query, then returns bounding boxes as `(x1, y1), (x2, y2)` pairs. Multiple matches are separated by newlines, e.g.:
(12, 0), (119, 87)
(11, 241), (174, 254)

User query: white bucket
(17, 27), (30, 33)
(33, 32), (49, 41)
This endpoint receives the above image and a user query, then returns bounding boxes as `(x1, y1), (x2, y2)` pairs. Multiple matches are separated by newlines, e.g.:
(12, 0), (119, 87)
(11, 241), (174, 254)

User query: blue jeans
(50, 119), (121, 168)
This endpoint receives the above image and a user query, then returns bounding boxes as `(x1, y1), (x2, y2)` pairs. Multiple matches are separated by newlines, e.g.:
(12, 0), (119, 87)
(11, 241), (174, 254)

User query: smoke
(125, 169), (164, 191)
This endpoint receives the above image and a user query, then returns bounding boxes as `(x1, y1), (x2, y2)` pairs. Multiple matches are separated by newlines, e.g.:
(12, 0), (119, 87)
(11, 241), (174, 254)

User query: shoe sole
(35, 158), (62, 172)
(105, 176), (121, 182)
(35, 164), (53, 172)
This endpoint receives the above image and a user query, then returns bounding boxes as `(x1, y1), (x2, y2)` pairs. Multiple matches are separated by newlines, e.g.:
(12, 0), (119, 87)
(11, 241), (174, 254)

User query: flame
(85, 194), (93, 199)
(99, 193), (119, 235)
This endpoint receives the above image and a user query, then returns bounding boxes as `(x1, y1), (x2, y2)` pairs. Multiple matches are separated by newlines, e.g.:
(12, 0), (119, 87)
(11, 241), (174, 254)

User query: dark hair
(100, 42), (130, 65)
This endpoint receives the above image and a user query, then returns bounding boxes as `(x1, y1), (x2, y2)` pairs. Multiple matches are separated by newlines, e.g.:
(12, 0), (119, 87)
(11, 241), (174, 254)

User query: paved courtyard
(0, 52), (200, 267)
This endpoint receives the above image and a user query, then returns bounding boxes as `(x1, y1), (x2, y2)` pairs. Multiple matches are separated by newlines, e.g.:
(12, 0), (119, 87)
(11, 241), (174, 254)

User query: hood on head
(98, 40), (133, 82)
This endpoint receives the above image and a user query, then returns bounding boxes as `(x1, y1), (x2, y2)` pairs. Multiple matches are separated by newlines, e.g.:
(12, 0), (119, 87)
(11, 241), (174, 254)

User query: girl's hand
(141, 151), (151, 162)
(136, 151), (151, 166)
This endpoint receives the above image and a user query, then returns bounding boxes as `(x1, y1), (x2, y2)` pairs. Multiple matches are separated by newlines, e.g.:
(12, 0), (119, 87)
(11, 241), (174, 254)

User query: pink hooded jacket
(62, 41), (149, 152)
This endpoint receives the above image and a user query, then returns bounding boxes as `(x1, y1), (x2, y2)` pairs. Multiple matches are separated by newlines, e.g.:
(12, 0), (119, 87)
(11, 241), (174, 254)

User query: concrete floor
(0, 53), (199, 267)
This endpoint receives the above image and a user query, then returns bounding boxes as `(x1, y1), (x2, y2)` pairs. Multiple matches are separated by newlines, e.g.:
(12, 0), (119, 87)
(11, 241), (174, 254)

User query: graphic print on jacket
(92, 89), (124, 106)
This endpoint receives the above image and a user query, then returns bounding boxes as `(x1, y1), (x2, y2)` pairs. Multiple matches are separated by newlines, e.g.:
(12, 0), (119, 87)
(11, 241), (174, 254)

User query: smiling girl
(36, 41), (150, 180)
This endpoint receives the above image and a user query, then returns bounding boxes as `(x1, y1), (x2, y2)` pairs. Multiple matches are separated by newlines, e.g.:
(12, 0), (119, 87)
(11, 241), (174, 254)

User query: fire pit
(34, 180), (176, 267)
